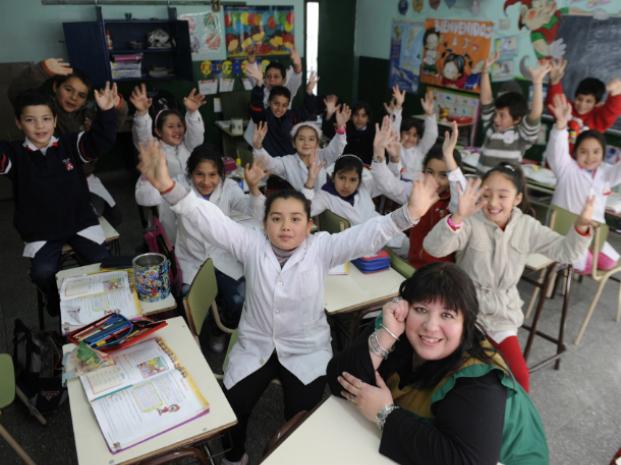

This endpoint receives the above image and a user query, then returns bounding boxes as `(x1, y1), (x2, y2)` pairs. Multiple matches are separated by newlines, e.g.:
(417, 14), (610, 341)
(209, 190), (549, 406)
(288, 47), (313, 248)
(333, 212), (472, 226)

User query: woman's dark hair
(263, 189), (311, 222)
(481, 162), (533, 216)
(53, 68), (93, 94)
(574, 129), (607, 159)
(154, 109), (185, 136)
(332, 155), (363, 180)
(423, 144), (462, 169)
(186, 143), (225, 179)
(13, 89), (56, 118)
(399, 262), (496, 389)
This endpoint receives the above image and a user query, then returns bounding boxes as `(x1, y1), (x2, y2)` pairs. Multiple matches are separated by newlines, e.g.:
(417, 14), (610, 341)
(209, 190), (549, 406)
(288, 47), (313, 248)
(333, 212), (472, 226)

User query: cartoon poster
(180, 9), (227, 61)
(420, 19), (494, 93)
(223, 6), (294, 58)
(388, 20), (425, 93)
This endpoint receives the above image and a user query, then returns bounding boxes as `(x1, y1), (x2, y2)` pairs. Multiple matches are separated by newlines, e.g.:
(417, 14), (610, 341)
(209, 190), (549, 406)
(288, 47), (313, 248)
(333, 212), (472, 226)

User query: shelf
(113, 76), (177, 82)
(110, 48), (175, 54)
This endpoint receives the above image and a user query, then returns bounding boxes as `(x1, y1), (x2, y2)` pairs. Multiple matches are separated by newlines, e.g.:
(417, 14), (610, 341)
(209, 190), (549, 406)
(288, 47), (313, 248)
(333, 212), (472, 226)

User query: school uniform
(253, 132), (347, 191)
(0, 108), (117, 314)
(161, 181), (417, 460)
(390, 110), (439, 179)
(132, 110), (204, 241)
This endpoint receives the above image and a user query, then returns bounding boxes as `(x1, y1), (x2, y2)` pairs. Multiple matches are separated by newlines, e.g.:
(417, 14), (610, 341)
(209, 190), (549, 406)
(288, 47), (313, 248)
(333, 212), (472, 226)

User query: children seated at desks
(0, 84), (119, 316)
(8, 57), (129, 227)
(546, 94), (621, 273)
(387, 87), (439, 180)
(423, 162), (594, 392)
(372, 120), (466, 269)
(547, 58), (621, 149)
(252, 104), (350, 191)
(327, 263), (549, 465)
(137, 137), (441, 465)
(478, 53), (550, 172)
(243, 46), (303, 145)
(249, 71), (320, 159)
(130, 83), (206, 241)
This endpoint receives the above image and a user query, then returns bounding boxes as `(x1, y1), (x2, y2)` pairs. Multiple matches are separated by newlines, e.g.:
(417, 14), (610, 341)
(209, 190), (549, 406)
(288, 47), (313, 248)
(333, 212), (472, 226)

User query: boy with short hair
(546, 58), (621, 148)
(0, 85), (118, 315)
(249, 75), (320, 158)
(477, 53), (550, 172)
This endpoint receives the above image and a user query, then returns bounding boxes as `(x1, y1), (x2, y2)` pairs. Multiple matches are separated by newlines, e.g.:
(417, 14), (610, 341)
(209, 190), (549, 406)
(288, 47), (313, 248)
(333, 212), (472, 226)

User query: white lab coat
(166, 186), (415, 388)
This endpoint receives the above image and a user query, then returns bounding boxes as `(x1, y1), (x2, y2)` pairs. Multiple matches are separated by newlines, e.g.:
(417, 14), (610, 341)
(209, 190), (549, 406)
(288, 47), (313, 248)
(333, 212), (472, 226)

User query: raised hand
(305, 148), (324, 188)
(183, 88), (206, 113)
(549, 58), (567, 85)
(253, 121), (268, 149)
(407, 173), (440, 220)
(306, 71), (319, 94)
(442, 120), (459, 171)
(245, 61), (263, 84)
(392, 85), (406, 109)
(421, 89), (435, 116)
(289, 45), (302, 73)
(381, 297), (408, 339)
(335, 103), (352, 129)
(529, 61), (552, 84)
(137, 139), (173, 193)
(576, 195), (595, 232)
(94, 81), (118, 111)
(483, 50), (500, 73)
(549, 93), (573, 129)
(324, 94), (338, 119)
(454, 177), (485, 223)
(386, 129), (402, 163)
(373, 115), (393, 162)
(607, 78), (621, 97)
(244, 157), (268, 195)
(43, 57), (73, 76)
(130, 83), (152, 115)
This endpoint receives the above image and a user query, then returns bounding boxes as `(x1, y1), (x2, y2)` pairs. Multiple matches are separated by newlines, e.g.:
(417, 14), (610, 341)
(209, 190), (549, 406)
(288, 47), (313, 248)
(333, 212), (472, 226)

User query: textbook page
(80, 338), (175, 402)
(91, 368), (210, 453)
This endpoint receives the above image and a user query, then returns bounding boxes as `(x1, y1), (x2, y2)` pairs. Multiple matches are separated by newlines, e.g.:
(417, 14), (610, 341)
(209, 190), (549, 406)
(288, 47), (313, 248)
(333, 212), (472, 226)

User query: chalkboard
(556, 14), (621, 132)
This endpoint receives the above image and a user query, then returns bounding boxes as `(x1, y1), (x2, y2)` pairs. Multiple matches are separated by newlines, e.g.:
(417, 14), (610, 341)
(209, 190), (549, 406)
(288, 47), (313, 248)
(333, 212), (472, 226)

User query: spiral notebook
(80, 337), (210, 453)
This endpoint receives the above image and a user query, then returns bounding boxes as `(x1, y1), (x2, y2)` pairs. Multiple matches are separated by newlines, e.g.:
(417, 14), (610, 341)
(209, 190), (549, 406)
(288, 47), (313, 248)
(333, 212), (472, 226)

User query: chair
(236, 145), (254, 168)
(317, 210), (351, 234)
(137, 446), (211, 465)
(385, 248), (415, 279)
(0, 354), (38, 465)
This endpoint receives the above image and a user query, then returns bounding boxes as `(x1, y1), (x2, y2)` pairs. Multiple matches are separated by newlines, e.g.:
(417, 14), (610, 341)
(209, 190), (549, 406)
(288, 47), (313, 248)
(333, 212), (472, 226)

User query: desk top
(324, 265), (404, 315)
(56, 263), (177, 323)
(63, 316), (237, 465)
(262, 395), (395, 465)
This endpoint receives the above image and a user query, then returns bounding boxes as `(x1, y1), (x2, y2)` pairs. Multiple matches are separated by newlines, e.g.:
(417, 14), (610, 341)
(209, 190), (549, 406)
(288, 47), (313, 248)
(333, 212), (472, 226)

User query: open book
(60, 270), (140, 334)
(80, 338), (210, 453)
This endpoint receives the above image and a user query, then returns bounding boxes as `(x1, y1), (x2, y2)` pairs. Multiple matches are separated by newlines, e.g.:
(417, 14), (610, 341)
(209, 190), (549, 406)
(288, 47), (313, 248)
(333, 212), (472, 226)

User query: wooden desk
(57, 263), (178, 333)
(262, 396), (395, 465)
(324, 265), (404, 316)
(63, 316), (237, 465)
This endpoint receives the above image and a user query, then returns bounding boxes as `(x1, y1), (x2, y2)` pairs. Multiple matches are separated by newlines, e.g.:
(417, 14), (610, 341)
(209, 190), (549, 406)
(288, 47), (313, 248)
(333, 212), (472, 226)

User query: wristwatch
(376, 403), (399, 431)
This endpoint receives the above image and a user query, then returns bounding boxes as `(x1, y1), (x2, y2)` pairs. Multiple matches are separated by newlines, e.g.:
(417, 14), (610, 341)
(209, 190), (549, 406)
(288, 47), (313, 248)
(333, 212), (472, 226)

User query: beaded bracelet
(368, 331), (393, 359)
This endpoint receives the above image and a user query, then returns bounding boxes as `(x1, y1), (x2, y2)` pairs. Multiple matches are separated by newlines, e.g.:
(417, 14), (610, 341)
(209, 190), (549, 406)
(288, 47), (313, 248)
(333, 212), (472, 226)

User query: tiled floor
(0, 171), (619, 465)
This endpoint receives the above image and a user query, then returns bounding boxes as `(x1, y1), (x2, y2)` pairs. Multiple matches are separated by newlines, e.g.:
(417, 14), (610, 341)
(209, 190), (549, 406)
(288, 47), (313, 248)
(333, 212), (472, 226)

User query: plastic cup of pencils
(132, 253), (171, 302)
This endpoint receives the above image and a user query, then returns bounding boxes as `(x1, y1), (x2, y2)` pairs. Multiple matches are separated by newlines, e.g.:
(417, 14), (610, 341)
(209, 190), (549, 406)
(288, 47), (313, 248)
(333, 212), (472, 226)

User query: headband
(290, 121), (322, 140)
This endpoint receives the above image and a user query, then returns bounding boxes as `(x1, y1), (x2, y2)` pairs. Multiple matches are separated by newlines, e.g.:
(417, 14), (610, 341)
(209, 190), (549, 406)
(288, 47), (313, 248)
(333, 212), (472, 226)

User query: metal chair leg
(575, 278), (607, 345)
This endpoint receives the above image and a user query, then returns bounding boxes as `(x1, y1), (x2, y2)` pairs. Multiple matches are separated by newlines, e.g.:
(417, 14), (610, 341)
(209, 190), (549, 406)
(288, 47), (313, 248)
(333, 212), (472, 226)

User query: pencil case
(352, 250), (391, 273)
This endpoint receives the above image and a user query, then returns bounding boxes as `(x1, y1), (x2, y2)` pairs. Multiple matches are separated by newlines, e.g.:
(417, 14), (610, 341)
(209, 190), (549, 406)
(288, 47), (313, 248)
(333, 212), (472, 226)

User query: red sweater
(546, 82), (621, 149)
(408, 192), (454, 269)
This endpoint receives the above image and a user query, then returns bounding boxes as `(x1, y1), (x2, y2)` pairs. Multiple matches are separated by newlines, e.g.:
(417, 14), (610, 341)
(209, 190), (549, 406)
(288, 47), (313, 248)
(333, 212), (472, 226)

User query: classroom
(0, 0), (620, 464)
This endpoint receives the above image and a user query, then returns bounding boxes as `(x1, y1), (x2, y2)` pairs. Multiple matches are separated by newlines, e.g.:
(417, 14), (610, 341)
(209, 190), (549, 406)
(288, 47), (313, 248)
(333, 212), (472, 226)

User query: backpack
(12, 318), (66, 413)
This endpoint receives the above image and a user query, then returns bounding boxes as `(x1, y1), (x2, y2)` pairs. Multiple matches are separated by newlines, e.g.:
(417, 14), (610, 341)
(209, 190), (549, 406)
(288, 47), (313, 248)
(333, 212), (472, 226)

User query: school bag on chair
(12, 318), (66, 414)
(144, 216), (183, 298)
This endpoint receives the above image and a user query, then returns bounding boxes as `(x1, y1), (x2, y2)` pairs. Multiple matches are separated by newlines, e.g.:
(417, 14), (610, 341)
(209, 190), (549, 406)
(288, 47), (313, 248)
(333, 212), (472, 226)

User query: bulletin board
(180, 9), (227, 61)
(388, 20), (425, 94)
(420, 18), (493, 94)
(429, 85), (480, 122)
(223, 6), (295, 58)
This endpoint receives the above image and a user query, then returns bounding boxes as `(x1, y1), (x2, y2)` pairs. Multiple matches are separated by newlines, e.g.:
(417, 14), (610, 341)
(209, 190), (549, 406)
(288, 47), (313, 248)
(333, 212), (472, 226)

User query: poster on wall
(388, 20), (425, 94)
(420, 18), (494, 93)
(180, 9), (227, 61)
(223, 6), (294, 58)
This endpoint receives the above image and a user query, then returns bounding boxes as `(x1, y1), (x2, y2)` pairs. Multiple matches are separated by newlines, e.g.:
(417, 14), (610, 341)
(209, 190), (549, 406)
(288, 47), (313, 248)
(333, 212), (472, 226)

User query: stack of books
(110, 53), (143, 80)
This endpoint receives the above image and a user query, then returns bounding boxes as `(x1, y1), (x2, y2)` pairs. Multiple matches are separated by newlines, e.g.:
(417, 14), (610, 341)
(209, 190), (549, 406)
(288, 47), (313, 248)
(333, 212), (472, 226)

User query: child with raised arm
(387, 88), (439, 180)
(131, 83), (206, 240)
(137, 137), (440, 465)
(547, 58), (621, 149)
(252, 102), (350, 191)
(546, 93), (621, 272)
(478, 53), (550, 172)
(1, 84), (118, 316)
(372, 120), (466, 269)
(423, 163), (594, 392)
